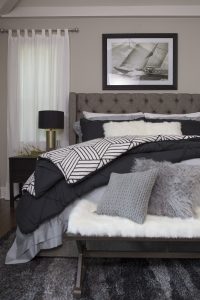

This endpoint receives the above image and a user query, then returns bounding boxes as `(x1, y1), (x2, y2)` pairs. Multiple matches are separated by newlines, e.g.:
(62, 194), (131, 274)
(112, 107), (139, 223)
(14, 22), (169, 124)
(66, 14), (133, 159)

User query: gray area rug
(1, 232), (200, 300)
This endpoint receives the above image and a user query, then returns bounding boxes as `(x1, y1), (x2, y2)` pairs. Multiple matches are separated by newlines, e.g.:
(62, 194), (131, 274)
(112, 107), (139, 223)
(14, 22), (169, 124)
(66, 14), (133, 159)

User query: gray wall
(1, 17), (200, 186)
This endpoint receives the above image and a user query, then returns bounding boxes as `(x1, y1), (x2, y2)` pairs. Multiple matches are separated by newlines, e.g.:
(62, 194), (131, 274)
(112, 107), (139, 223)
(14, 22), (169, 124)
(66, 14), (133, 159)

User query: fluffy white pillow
(104, 120), (146, 136)
(103, 120), (182, 137)
(146, 121), (182, 136)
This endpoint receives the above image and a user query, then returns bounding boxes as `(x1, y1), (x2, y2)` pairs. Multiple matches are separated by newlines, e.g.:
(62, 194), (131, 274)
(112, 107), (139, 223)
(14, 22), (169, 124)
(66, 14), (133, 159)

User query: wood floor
(0, 198), (16, 238)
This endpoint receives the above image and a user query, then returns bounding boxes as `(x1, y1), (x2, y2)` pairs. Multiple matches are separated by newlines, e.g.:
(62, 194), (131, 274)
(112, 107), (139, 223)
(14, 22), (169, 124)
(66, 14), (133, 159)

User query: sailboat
(114, 43), (168, 80)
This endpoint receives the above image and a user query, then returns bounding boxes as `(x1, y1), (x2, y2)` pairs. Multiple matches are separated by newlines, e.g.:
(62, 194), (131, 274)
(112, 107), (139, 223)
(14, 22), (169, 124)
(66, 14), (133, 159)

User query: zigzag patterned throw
(23, 135), (197, 196)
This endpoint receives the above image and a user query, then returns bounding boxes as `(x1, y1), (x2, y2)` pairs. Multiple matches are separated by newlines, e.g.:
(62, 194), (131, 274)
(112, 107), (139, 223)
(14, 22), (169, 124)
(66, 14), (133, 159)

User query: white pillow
(103, 120), (182, 137)
(145, 112), (200, 120)
(83, 111), (144, 120)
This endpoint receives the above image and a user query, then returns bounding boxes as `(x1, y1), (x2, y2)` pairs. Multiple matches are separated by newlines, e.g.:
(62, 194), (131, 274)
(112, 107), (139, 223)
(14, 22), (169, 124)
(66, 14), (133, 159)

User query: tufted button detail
(122, 110), (126, 113)
(190, 98), (194, 103)
(175, 98), (179, 103)
(159, 98), (163, 103)
(152, 110), (156, 113)
(129, 99), (133, 103)
(182, 110), (186, 114)
(144, 98), (148, 104)
(107, 110), (111, 113)
(92, 110), (96, 113)
(99, 98), (103, 103)
(167, 110), (171, 114)
(85, 99), (88, 104)
(78, 110), (81, 113)
(114, 98), (118, 103)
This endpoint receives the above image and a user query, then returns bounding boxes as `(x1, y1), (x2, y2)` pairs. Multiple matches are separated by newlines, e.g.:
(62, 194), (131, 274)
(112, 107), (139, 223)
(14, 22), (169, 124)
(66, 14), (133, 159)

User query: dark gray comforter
(17, 138), (200, 234)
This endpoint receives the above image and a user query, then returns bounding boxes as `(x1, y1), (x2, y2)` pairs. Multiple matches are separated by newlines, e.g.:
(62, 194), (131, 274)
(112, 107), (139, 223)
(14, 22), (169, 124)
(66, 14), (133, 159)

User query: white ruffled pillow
(83, 111), (144, 120)
(145, 112), (200, 120)
(103, 120), (182, 137)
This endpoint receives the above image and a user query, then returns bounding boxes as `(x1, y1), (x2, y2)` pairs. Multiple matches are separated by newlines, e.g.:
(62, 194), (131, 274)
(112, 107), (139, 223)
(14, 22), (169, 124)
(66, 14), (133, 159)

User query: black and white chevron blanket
(23, 135), (197, 196)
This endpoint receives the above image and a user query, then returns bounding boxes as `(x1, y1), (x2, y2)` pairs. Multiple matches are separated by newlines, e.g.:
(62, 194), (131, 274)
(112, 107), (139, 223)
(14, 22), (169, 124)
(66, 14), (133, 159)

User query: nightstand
(9, 156), (38, 208)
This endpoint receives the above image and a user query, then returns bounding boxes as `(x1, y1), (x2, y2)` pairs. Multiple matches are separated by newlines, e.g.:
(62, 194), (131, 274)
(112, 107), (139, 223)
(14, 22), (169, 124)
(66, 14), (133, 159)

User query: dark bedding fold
(34, 159), (63, 197)
(17, 138), (200, 234)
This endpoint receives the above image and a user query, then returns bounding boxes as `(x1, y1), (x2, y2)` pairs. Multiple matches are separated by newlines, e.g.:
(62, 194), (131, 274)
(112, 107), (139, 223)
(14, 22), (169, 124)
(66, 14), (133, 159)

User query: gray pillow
(96, 170), (158, 224)
(132, 159), (200, 218)
(73, 121), (82, 143)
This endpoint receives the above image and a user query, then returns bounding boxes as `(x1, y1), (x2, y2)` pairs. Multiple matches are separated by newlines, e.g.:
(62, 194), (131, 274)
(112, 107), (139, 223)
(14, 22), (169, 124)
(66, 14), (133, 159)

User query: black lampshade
(38, 110), (64, 129)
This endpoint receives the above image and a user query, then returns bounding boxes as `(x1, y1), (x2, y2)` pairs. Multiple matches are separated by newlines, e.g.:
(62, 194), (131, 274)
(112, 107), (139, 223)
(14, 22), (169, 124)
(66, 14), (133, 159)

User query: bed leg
(73, 241), (86, 298)
(73, 253), (84, 298)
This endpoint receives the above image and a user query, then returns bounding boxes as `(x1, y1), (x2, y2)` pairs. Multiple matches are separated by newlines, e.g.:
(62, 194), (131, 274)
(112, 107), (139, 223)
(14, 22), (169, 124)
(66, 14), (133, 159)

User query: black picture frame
(102, 33), (178, 90)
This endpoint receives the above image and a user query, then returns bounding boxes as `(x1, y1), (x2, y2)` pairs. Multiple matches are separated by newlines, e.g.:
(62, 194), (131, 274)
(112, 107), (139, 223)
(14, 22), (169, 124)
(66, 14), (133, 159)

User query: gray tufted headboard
(69, 92), (200, 145)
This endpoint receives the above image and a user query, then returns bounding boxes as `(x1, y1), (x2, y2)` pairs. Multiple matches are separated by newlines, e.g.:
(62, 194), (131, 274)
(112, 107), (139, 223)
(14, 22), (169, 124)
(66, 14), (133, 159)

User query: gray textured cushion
(132, 159), (200, 218)
(96, 170), (158, 224)
(73, 121), (82, 143)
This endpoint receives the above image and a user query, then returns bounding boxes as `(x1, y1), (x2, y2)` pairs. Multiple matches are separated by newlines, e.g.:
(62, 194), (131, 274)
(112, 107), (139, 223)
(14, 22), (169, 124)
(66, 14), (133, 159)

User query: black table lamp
(38, 110), (64, 151)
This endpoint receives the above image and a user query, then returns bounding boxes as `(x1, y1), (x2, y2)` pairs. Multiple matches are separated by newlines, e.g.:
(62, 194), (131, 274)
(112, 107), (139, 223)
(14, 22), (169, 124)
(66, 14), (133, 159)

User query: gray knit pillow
(96, 170), (158, 224)
(132, 159), (200, 218)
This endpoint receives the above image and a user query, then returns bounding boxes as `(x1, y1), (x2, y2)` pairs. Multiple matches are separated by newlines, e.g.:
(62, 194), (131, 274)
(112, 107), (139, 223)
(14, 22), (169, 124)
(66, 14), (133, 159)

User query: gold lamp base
(46, 129), (56, 151)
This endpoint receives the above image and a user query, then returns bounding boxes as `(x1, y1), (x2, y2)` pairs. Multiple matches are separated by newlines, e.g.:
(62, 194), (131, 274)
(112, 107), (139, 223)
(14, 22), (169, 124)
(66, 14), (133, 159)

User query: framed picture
(102, 33), (178, 90)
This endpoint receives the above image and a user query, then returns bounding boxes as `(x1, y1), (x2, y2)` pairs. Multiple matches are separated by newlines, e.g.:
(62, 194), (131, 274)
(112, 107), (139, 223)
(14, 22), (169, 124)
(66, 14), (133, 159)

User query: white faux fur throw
(68, 200), (200, 238)
(103, 120), (182, 137)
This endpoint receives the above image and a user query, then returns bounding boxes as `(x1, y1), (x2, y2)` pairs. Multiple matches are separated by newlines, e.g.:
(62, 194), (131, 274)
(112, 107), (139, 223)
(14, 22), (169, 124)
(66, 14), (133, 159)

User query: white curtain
(5, 29), (70, 199)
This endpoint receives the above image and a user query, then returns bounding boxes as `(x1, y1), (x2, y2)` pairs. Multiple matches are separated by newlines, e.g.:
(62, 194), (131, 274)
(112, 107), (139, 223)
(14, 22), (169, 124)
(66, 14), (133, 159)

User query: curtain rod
(0, 27), (79, 33)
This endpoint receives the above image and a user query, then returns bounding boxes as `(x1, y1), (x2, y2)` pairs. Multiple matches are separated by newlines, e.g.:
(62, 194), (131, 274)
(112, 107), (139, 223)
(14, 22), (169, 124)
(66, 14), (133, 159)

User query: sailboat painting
(103, 34), (177, 90)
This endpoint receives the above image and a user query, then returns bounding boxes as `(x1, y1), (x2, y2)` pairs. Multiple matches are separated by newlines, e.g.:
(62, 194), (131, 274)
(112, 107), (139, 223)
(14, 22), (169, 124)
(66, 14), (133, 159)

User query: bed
(67, 93), (200, 296)
(6, 92), (200, 269)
